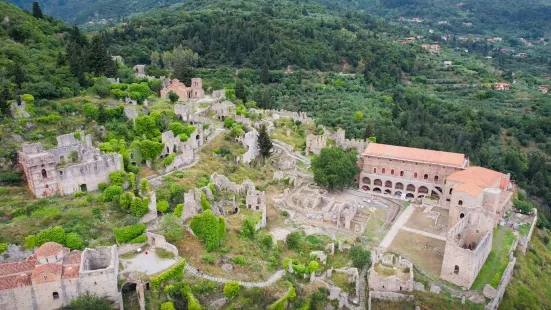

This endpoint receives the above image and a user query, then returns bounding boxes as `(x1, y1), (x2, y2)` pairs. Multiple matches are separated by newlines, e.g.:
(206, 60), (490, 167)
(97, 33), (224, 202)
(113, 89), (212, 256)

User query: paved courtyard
(121, 250), (178, 275)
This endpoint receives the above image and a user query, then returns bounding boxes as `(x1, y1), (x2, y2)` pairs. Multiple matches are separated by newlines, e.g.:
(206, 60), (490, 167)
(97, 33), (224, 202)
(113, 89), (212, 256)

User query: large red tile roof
(0, 273), (32, 290)
(31, 263), (63, 282)
(362, 143), (467, 167)
(35, 242), (63, 257)
(447, 166), (505, 188)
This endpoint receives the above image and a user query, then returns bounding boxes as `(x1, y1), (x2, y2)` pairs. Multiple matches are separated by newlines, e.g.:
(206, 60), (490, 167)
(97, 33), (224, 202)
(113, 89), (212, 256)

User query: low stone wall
(118, 243), (146, 255)
(484, 257), (516, 310)
(146, 232), (179, 256)
(368, 291), (414, 310)
(519, 209), (538, 255)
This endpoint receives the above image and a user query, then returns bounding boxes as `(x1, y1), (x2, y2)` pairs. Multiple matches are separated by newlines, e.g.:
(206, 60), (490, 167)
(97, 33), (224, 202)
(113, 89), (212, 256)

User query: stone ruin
(262, 109), (314, 124)
(327, 128), (367, 154)
(246, 189), (267, 229)
(159, 125), (204, 173)
(133, 64), (147, 78)
(306, 134), (326, 155)
(111, 55), (124, 64)
(210, 100), (235, 121)
(10, 98), (30, 119)
(212, 89), (226, 99)
(239, 129), (260, 164)
(174, 103), (213, 126)
(284, 184), (365, 233)
(18, 132), (123, 198)
(123, 105), (139, 121)
(368, 248), (414, 292)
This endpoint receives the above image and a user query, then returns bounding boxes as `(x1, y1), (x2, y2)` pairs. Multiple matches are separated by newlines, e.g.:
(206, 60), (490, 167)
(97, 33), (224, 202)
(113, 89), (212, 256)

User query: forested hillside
(6, 0), (183, 25)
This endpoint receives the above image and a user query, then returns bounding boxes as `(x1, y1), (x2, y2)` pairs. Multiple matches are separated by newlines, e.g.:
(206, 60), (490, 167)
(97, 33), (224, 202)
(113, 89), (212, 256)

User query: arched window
(434, 175), (439, 182)
(413, 172), (418, 179)
(460, 213), (465, 219)
(373, 168), (377, 173)
(424, 174), (428, 180)
(458, 200), (463, 206)
(449, 188), (453, 195)
(454, 265), (459, 274)
(41, 169), (47, 179)
(382, 168), (386, 174)
(400, 171), (404, 177)
(391, 169), (395, 175)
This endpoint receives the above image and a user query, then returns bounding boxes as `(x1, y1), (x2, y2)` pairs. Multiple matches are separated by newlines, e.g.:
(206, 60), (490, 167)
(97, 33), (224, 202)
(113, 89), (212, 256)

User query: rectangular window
(53, 292), (59, 300)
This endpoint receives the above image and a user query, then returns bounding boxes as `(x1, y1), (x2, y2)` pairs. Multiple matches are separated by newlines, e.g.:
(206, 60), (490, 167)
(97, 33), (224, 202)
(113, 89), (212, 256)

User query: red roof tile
(362, 143), (467, 167)
(447, 166), (505, 188)
(0, 273), (32, 290)
(62, 266), (80, 279)
(0, 261), (36, 277)
(35, 242), (63, 257)
(31, 263), (62, 282)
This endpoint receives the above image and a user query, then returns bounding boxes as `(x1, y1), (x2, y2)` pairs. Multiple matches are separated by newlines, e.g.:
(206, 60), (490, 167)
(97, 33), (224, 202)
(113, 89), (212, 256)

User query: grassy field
(471, 226), (516, 289)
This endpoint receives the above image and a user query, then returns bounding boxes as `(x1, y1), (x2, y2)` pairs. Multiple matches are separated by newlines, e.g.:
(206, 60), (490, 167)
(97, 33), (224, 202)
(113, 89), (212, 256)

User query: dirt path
(400, 226), (447, 241)
(379, 204), (415, 249)
(184, 263), (285, 288)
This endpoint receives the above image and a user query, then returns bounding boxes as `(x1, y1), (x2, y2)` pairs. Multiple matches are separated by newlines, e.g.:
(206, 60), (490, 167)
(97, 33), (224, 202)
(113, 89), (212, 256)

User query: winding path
(184, 263), (285, 288)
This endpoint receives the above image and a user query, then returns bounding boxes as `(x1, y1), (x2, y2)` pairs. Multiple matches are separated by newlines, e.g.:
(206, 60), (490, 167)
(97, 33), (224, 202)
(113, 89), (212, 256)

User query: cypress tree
(260, 63), (270, 84)
(32, 2), (44, 19)
(235, 79), (246, 102)
(257, 124), (273, 159)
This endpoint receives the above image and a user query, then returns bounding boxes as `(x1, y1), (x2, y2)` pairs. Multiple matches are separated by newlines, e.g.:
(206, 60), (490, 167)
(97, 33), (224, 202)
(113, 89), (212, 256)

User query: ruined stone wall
(484, 257), (516, 310)
(78, 246), (121, 306)
(440, 216), (492, 288)
(57, 153), (123, 196)
(0, 286), (34, 310)
(147, 232), (179, 256)
(519, 209), (538, 255)
(246, 190), (267, 230)
(306, 134), (326, 155)
(241, 129), (259, 164)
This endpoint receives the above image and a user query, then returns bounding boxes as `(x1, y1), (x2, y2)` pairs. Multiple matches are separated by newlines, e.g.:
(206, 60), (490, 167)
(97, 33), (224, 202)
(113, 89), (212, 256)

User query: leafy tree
(130, 196), (149, 217)
(88, 36), (115, 76)
(65, 233), (84, 250)
(104, 185), (123, 201)
(139, 140), (163, 160)
(350, 246), (371, 269)
(354, 111), (364, 121)
(173, 62), (195, 85)
(286, 232), (302, 250)
(223, 281), (240, 299)
(168, 91), (179, 103)
(92, 77), (111, 98)
(160, 302), (176, 310)
(129, 83), (150, 104)
(235, 79), (246, 102)
(65, 293), (112, 310)
(159, 214), (184, 243)
(257, 124), (273, 159)
(32, 1), (44, 19)
(311, 148), (360, 190)
(190, 210), (225, 251)
(119, 192), (135, 211)
(224, 117), (235, 128)
(260, 63), (270, 84)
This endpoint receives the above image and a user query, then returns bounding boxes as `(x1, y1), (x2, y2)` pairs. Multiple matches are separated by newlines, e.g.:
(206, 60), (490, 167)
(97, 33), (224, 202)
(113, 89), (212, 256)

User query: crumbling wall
(484, 257), (516, 310)
(306, 134), (326, 155)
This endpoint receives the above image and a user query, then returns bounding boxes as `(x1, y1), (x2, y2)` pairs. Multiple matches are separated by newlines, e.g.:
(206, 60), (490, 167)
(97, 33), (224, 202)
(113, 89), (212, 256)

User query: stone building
(358, 143), (469, 199)
(306, 134), (327, 155)
(18, 132), (123, 198)
(160, 78), (204, 101)
(246, 190), (267, 229)
(358, 142), (514, 288)
(0, 242), (121, 310)
(368, 250), (414, 292)
(493, 82), (510, 91)
(210, 101), (235, 121)
(132, 65), (146, 78)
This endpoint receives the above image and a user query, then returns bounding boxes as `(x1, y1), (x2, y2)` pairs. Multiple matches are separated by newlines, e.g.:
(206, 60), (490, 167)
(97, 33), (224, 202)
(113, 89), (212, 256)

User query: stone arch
(434, 175), (439, 182)
(460, 213), (465, 219)
(373, 168), (377, 173)
(362, 177), (371, 185)
(406, 184), (416, 192)
(382, 168), (386, 174)
(454, 265), (460, 274)
(458, 200), (463, 206)
(424, 174), (429, 180)
(384, 181), (392, 188)
(374, 179), (382, 186)
(196, 135), (200, 140)
(41, 169), (47, 179)
(430, 191), (440, 199)
(80, 184), (87, 192)
(414, 172), (418, 178)
(391, 169), (395, 175)
(395, 182), (404, 190)
(435, 186), (443, 193)
(384, 189), (392, 195)
(373, 187), (382, 193)
(405, 193), (415, 199)
(400, 171), (404, 177)
(362, 185), (370, 191)
(394, 191), (402, 198)
(418, 186), (429, 194)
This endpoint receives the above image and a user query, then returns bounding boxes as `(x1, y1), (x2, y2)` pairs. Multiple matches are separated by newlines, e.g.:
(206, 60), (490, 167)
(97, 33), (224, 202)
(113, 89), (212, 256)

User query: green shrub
(114, 224), (146, 244)
(267, 282), (296, 310)
(160, 301), (176, 310)
(119, 192), (135, 211)
(223, 281), (240, 299)
(129, 235), (147, 244)
(350, 246), (371, 269)
(157, 200), (169, 213)
(104, 185), (123, 202)
(130, 196), (149, 217)
(286, 232), (303, 250)
(0, 243), (8, 253)
(231, 255), (246, 266)
(151, 259), (186, 290)
(202, 253), (215, 264)
(164, 154), (176, 166)
(308, 261), (319, 273)
(173, 203), (184, 217)
(64, 233), (84, 250)
(260, 234), (273, 249)
(200, 192), (211, 211)
(98, 182), (108, 191)
(190, 210), (225, 251)
(109, 171), (127, 186)
(175, 172), (185, 178)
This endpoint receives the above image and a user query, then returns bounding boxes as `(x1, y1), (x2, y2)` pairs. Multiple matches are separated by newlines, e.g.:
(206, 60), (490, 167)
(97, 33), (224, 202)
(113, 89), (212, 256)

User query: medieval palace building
(358, 143), (514, 288)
